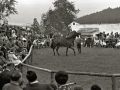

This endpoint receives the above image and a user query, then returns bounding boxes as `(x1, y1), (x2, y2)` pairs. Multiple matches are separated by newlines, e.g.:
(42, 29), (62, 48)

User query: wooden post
(31, 48), (33, 63)
(112, 76), (116, 90)
(26, 58), (29, 71)
(51, 72), (54, 84)
(20, 64), (23, 73)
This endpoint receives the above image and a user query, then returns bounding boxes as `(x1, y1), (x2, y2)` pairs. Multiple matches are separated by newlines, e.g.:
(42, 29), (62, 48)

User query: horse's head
(72, 31), (80, 37)
(66, 31), (80, 39)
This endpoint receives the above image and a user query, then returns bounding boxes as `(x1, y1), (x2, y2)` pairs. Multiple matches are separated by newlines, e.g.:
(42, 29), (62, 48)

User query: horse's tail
(51, 40), (54, 49)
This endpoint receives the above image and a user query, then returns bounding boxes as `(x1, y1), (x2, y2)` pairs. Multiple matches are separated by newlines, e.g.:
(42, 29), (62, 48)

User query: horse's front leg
(56, 46), (60, 56)
(70, 47), (76, 56)
(66, 47), (68, 56)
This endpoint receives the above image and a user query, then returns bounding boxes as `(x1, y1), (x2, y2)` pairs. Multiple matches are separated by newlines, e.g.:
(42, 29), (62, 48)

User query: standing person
(27, 38), (32, 51)
(23, 70), (54, 90)
(75, 35), (81, 53)
(91, 36), (94, 48)
(0, 63), (15, 90)
(2, 71), (23, 90)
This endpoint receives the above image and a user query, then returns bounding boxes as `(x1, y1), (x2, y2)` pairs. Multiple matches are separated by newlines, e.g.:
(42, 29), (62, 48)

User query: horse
(51, 31), (79, 56)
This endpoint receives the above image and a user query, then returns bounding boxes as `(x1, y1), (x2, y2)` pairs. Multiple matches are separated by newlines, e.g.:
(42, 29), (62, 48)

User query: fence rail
(20, 45), (120, 90)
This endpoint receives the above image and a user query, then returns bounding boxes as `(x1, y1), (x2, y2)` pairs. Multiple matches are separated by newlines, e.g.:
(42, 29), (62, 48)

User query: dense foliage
(41, 0), (79, 34)
(0, 0), (18, 19)
(75, 7), (120, 24)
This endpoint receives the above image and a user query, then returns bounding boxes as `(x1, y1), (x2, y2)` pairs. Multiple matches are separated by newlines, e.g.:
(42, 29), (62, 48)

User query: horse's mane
(65, 31), (77, 39)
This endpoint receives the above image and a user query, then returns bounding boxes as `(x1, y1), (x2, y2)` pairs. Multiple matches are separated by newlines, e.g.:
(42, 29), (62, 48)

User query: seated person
(7, 49), (22, 66)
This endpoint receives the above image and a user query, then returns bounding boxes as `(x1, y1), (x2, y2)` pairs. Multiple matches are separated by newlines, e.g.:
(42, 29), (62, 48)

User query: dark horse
(51, 31), (79, 56)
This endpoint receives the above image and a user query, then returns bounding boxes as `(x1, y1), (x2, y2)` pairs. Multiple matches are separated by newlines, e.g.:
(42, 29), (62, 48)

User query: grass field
(22, 46), (120, 90)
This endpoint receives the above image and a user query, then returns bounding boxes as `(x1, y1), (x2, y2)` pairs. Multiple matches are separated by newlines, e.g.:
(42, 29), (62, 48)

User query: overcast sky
(6, 0), (120, 25)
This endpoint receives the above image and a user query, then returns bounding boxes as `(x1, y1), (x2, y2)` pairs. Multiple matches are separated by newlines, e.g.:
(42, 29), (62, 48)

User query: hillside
(75, 7), (120, 24)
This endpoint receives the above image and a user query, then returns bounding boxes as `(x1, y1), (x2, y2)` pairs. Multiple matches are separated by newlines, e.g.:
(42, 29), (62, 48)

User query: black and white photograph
(0, 0), (120, 90)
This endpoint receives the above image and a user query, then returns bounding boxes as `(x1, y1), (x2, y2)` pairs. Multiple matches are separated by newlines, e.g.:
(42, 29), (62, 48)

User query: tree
(0, 0), (18, 25)
(41, 0), (79, 34)
(32, 18), (41, 34)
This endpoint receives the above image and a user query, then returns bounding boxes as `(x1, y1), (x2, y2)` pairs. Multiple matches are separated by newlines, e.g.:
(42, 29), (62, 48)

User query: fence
(20, 45), (120, 90)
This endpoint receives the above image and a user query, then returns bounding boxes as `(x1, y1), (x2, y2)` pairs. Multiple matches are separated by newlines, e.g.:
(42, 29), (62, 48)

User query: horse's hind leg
(56, 46), (60, 56)
(53, 48), (56, 56)
(69, 47), (76, 56)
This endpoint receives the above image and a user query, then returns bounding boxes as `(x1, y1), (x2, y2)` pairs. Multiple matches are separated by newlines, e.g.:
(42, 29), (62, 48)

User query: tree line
(0, 0), (18, 26)
(75, 7), (120, 24)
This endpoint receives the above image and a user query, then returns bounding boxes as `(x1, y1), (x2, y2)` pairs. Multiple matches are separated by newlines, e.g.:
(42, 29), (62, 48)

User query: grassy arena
(22, 46), (120, 90)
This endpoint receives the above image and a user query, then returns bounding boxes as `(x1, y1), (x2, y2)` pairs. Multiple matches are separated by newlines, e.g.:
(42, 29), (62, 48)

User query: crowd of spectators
(0, 68), (102, 90)
(0, 24), (34, 68)
(82, 31), (120, 48)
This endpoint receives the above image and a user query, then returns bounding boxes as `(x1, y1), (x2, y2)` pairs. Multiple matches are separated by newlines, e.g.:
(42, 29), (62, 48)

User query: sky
(6, 0), (120, 25)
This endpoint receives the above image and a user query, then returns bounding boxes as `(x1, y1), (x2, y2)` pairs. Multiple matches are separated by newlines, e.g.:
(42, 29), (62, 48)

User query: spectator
(55, 71), (69, 90)
(17, 38), (23, 52)
(27, 38), (32, 51)
(11, 44), (19, 53)
(0, 63), (15, 90)
(55, 71), (68, 86)
(2, 71), (23, 90)
(0, 51), (8, 66)
(0, 35), (3, 46)
(23, 70), (54, 90)
(91, 36), (94, 48)
(6, 38), (13, 51)
(1, 44), (7, 59)
(7, 49), (21, 66)
(20, 48), (28, 59)
(75, 35), (81, 53)
(91, 85), (101, 90)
